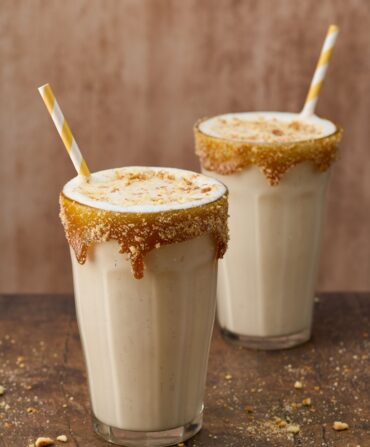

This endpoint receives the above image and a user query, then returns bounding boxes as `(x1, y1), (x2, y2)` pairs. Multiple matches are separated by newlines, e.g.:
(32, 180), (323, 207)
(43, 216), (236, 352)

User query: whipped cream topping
(199, 112), (336, 143)
(63, 166), (227, 213)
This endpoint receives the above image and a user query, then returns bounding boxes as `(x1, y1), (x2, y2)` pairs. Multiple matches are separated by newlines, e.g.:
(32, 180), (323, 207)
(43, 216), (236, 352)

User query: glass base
(221, 327), (311, 350)
(93, 411), (203, 447)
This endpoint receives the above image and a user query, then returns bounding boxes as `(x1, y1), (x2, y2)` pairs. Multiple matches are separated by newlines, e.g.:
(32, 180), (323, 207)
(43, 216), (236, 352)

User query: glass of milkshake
(59, 166), (228, 446)
(194, 112), (342, 349)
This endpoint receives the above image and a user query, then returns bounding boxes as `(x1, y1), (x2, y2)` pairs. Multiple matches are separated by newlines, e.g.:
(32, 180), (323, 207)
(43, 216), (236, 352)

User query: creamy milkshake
(60, 167), (228, 446)
(194, 112), (342, 349)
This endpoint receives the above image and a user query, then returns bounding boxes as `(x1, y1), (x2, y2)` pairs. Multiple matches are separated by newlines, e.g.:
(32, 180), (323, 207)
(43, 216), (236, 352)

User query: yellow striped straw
(38, 83), (91, 178)
(301, 25), (339, 117)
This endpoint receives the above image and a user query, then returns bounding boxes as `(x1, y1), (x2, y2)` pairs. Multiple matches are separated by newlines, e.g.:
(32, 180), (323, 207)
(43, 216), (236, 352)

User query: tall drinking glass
(195, 112), (342, 349)
(60, 166), (228, 445)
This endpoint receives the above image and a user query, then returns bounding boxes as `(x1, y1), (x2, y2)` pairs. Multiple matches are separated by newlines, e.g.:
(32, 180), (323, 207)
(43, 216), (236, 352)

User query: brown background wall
(0, 0), (369, 293)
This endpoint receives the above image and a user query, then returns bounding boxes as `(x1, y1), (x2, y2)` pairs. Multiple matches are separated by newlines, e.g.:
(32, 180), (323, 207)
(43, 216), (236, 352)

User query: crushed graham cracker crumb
(333, 421), (349, 431)
(35, 438), (54, 447)
(286, 424), (300, 434)
(274, 417), (287, 428)
(294, 381), (303, 389)
(244, 405), (253, 413)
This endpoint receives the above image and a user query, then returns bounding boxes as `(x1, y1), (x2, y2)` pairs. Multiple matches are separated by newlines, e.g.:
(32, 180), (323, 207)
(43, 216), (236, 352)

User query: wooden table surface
(0, 294), (369, 447)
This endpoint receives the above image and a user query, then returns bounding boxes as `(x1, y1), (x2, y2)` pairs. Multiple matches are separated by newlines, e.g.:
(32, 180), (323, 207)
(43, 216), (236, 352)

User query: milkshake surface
(198, 112), (336, 143)
(63, 166), (226, 213)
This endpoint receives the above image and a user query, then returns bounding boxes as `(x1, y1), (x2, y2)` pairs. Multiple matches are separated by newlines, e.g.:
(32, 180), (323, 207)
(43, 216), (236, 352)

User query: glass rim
(61, 166), (228, 215)
(195, 115), (342, 147)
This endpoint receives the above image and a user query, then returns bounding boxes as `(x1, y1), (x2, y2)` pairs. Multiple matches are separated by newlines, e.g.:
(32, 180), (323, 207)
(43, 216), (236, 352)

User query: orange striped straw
(38, 83), (91, 178)
(301, 25), (339, 117)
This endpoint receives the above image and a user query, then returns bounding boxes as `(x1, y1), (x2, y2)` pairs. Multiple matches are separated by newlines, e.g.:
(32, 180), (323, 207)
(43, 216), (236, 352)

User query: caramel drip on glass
(194, 120), (343, 185)
(60, 193), (229, 279)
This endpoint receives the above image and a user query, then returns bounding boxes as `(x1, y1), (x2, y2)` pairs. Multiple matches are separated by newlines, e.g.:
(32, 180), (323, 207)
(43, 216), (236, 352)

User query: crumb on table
(333, 421), (349, 431)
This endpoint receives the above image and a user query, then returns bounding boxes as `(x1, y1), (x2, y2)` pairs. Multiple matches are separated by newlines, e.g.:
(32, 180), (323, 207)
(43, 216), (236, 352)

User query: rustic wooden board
(0, 294), (369, 446)
(1, 0), (370, 293)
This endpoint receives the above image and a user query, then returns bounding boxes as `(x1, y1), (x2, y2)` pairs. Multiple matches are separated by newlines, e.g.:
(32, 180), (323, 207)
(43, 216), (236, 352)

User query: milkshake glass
(59, 166), (228, 446)
(194, 112), (342, 349)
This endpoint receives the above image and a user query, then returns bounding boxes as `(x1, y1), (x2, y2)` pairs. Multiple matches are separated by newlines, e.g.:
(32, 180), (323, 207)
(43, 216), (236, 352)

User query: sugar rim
(62, 166), (227, 214)
(197, 112), (337, 144)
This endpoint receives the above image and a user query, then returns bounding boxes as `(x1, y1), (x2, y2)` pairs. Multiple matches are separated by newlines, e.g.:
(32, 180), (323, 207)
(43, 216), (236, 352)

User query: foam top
(63, 166), (227, 213)
(199, 112), (336, 143)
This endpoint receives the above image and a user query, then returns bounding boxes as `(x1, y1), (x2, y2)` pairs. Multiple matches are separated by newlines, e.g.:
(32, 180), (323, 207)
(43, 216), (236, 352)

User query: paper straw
(301, 25), (339, 117)
(38, 83), (91, 178)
